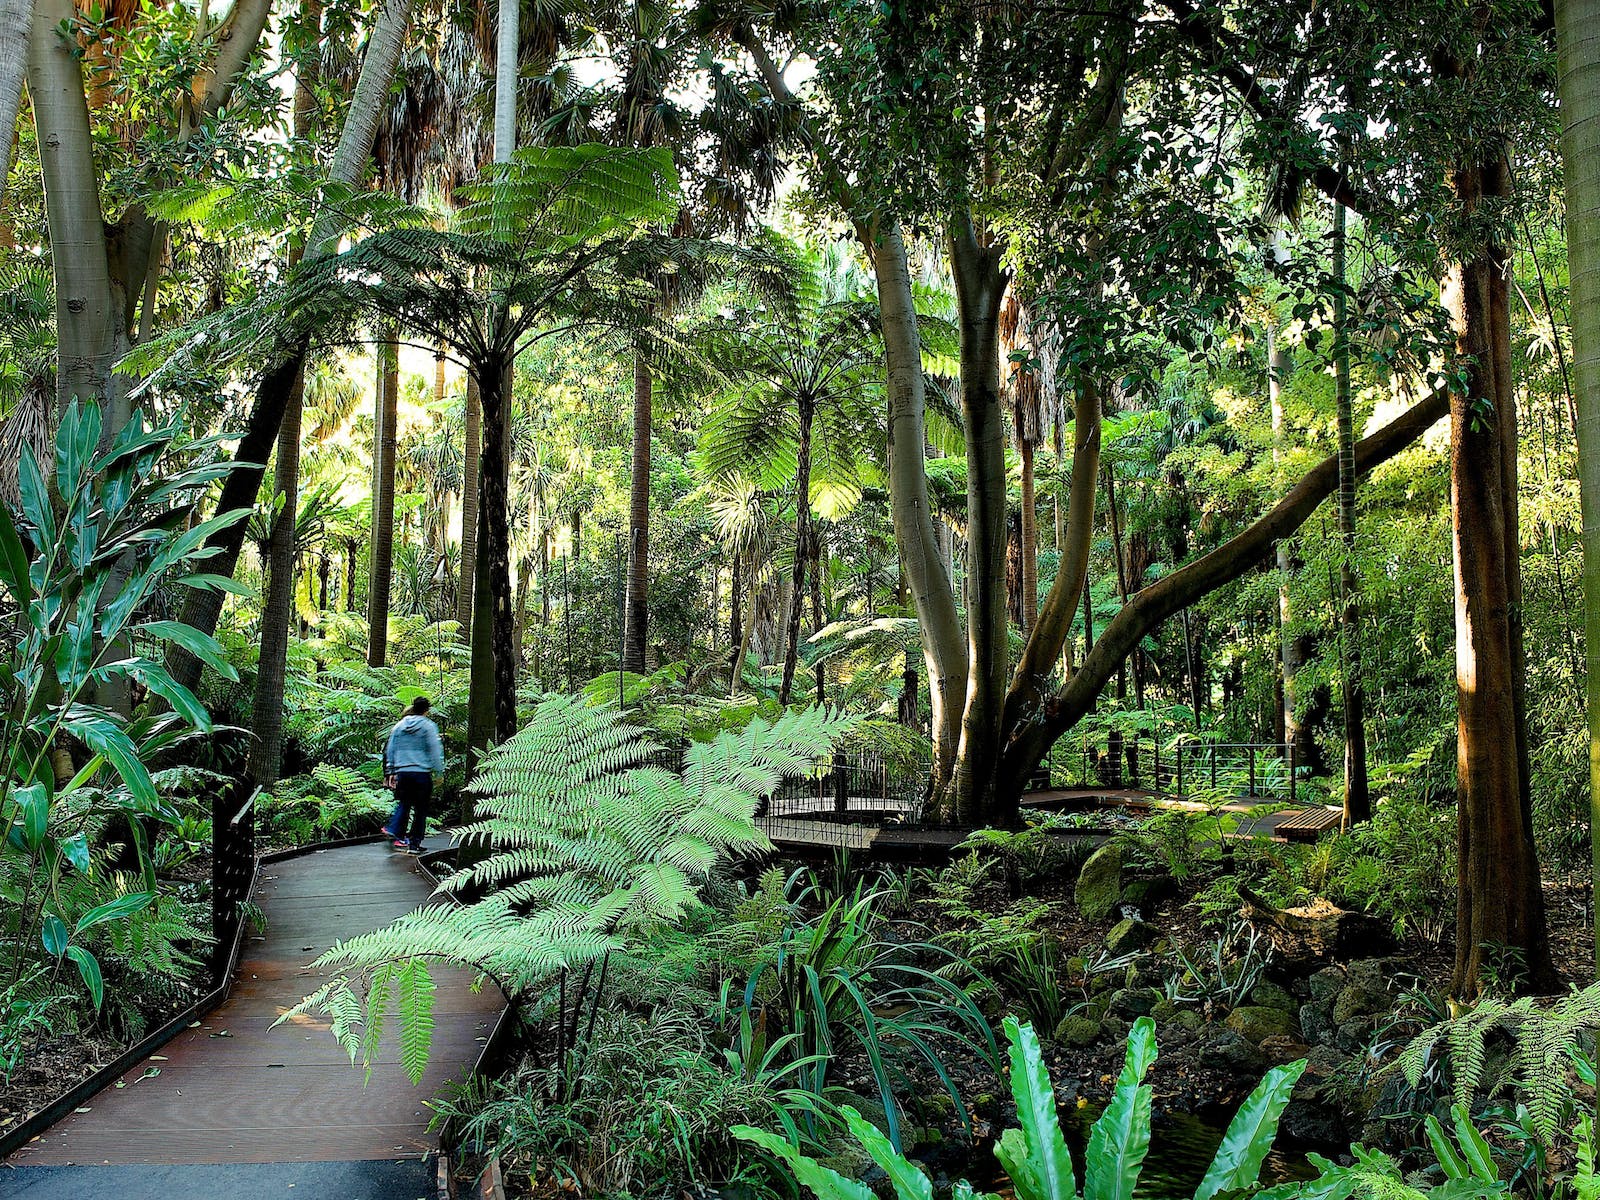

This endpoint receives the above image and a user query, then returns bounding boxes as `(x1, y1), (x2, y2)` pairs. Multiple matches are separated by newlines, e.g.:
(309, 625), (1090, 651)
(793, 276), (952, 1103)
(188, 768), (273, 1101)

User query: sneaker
(381, 826), (398, 839)
(405, 845), (426, 856)
(391, 839), (409, 851)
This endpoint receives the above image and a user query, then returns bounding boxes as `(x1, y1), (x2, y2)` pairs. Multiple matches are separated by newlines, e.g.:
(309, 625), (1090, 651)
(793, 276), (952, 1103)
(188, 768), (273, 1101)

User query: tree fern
(282, 696), (857, 1081)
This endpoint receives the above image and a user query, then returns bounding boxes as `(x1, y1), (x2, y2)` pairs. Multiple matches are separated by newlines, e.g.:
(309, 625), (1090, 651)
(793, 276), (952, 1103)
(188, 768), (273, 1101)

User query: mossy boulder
(1308, 967), (1347, 1002)
(1150, 998), (1181, 1024)
(1105, 917), (1151, 956)
(1054, 1014), (1103, 1047)
(1109, 987), (1161, 1019)
(1076, 844), (1123, 920)
(1246, 981), (1296, 1012)
(1174, 1010), (1205, 1032)
(1225, 1005), (1298, 1045)
(1332, 984), (1388, 1025)
(1299, 999), (1337, 1046)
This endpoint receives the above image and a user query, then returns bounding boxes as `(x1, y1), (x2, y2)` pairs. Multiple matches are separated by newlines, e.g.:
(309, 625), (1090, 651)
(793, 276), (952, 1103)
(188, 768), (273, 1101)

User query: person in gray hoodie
(382, 696), (444, 853)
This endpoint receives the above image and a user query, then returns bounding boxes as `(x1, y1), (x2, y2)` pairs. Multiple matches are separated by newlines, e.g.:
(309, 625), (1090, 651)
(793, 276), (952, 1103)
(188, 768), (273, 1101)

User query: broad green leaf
(132, 666), (212, 731)
(1426, 1114), (1470, 1181)
(841, 1106), (933, 1200)
(0, 501), (32, 610)
(732, 1125), (876, 1200)
(71, 716), (159, 811)
(56, 398), (101, 496)
(75, 891), (155, 935)
(67, 945), (104, 1009)
(1085, 1017), (1157, 1200)
(41, 913), (69, 957)
(1000, 1017), (1076, 1200)
(17, 444), (54, 547)
(177, 572), (254, 598)
(61, 832), (91, 873)
(1193, 1059), (1307, 1200)
(137, 620), (238, 682)
(1450, 1105), (1498, 1183)
(16, 782), (48, 851)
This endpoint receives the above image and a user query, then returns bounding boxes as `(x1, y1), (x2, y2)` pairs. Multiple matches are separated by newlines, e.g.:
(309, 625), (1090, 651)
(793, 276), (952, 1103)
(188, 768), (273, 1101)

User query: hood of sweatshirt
(396, 714), (432, 734)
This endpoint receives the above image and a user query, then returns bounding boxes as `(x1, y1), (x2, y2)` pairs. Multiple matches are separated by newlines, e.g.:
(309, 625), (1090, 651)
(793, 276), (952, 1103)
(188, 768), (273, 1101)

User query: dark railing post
(211, 781), (256, 988)
(1176, 744), (1184, 796)
(1289, 742), (1297, 806)
(1210, 746), (1218, 790)
(1153, 739), (1161, 793)
(833, 749), (849, 813)
(1248, 746), (1257, 797)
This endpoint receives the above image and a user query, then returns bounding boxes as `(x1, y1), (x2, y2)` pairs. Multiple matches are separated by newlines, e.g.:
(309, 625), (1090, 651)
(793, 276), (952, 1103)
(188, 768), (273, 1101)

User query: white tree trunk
(0, 0), (31, 211)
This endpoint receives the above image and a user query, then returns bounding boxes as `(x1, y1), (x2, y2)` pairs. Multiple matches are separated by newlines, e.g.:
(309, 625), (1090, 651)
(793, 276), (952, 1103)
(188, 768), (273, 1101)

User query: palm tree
(699, 247), (882, 704)
(0, 0), (29, 212)
(711, 478), (781, 695)
(366, 339), (400, 667)
(1554, 0), (1600, 974)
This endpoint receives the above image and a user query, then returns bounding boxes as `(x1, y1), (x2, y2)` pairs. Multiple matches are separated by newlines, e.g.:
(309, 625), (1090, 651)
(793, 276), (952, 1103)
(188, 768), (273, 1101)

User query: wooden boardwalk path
(5, 842), (503, 1172)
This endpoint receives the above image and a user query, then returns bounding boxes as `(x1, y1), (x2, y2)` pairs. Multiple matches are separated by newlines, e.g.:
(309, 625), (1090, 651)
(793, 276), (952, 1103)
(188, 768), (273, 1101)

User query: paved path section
(3, 842), (502, 1176)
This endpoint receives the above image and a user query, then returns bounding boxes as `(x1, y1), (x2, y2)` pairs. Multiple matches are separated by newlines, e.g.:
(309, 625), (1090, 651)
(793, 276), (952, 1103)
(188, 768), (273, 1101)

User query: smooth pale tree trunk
(622, 349), (651, 672)
(28, 0), (119, 418)
(166, 0), (415, 691)
(1332, 204), (1370, 825)
(247, 24), (321, 787)
(1018, 438), (1038, 632)
(871, 221), (966, 791)
(1556, 0), (1600, 979)
(947, 220), (1011, 826)
(998, 384), (1453, 799)
(457, 373), (481, 631)
(367, 341), (398, 667)
(1269, 320), (1314, 765)
(778, 391), (816, 705)
(0, 0), (31, 211)
(730, 552), (761, 696)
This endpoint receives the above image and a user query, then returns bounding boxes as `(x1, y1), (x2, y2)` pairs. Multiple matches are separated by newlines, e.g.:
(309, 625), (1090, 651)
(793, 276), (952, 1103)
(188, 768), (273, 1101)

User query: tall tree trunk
(1445, 199), (1553, 993)
(457, 373), (481, 632)
(164, 0), (414, 689)
(622, 348), (651, 672)
(1269, 319), (1316, 769)
(1333, 203), (1370, 825)
(367, 340), (398, 667)
(475, 356), (517, 744)
(0, 0), (31, 212)
(870, 222), (966, 793)
(730, 559), (742, 664)
(1019, 437), (1038, 632)
(947, 220), (1011, 826)
(1555, 0), (1600, 979)
(779, 391), (815, 705)
(731, 551), (760, 696)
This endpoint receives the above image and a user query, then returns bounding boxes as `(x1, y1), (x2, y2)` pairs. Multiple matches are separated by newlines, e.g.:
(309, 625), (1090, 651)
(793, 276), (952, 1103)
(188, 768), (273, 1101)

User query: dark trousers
(387, 771), (432, 848)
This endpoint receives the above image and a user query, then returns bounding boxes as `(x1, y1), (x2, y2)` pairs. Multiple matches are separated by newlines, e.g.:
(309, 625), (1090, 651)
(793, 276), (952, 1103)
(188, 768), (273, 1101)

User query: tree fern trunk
(622, 347), (651, 673)
(458, 372), (481, 633)
(367, 340), (398, 667)
(1556, 0), (1600, 979)
(779, 391), (815, 705)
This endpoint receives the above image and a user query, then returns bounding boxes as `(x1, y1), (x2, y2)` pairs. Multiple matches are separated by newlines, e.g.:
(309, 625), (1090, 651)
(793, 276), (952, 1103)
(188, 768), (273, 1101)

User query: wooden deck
(7, 843), (504, 1168)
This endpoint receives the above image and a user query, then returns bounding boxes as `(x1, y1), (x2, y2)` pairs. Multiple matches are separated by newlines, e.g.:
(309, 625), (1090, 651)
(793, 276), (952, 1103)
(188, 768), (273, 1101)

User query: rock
(1247, 981), (1297, 1012)
(1332, 984), (1388, 1025)
(1150, 998), (1181, 1025)
(1175, 1010), (1205, 1032)
(1308, 967), (1347, 1002)
(1202, 1026), (1268, 1074)
(1109, 987), (1161, 1020)
(1299, 999), (1337, 1046)
(1076, 844), (1124, 920)
(1054, 1015), (1103, 1047)
(1335, 1015), (1378, 1054)
(1101, 1016), (1130, 1043)
(1258, 1034), (1312, 1064)
(1345, 959), (1393, 995)
(1105, 917), (1150, 955)
(1281, 1095), (1348, 1146)
(1225, 1005), (1298, 1044)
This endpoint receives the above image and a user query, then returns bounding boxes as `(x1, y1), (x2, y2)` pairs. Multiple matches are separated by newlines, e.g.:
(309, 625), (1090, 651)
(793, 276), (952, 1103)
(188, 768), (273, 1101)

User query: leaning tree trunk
(622, 347), (652, 673)
(779, 390), (816, 705)
(946, 220), (1011, 827)
(1556, 0), (1600, 979)
(1445, 173), (1554, 993)
(164, 0), (414, 690)
(366, 340), (398, 667)
(1332, 203), (1370, 826)
(0, 0), (31, 211)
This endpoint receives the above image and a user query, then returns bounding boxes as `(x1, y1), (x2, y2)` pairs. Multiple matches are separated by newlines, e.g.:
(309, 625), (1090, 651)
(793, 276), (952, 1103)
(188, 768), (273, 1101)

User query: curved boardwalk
(2, 842), (504, 1199)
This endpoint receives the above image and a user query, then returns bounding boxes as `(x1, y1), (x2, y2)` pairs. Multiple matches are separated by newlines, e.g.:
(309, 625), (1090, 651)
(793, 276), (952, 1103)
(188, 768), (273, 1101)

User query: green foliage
(286, 697), (858, 1081)
(736, 1017), (1307, 1200)
(259, 764), (393, 844)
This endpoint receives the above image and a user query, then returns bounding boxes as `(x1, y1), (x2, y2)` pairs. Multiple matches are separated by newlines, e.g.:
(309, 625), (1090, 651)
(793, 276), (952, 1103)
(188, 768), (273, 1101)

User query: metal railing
(210, 783), (257, 987)
(1037, 736), (1298, 804)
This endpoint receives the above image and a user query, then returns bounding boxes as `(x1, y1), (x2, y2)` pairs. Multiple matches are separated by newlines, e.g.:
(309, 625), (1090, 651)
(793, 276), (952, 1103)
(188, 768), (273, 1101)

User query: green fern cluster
(1394, 983), (1600, 1139)
(286, 697), (857, 1080)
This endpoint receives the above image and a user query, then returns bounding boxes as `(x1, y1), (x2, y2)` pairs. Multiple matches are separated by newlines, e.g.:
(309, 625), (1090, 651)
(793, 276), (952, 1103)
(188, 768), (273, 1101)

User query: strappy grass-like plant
(285, 695), (858, 1084)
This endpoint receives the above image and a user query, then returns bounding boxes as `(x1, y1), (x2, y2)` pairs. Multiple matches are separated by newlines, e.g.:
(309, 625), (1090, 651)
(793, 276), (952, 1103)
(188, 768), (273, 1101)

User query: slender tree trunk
(1019, 438), (1038, 632)
(1555, 0), (1600, 980)
(458, 373), (481, 632)
(0, 0), (31, 212)
(476, 355), (517, 743)
(947, 220), (1011, 826)
(731, 551), (760, 696)
(622, 348), (651, 672)
(1333, 204), (1370, 825)
(1269, 319), (1314, 767)
(367, 340), (398, 667)
(779, 391), (815, 705)
(870, 221), (966, 793)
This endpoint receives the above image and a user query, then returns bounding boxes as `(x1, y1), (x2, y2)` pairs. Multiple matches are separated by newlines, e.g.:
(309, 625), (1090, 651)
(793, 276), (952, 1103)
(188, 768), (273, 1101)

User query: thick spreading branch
(998, 384), (1451, 795)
